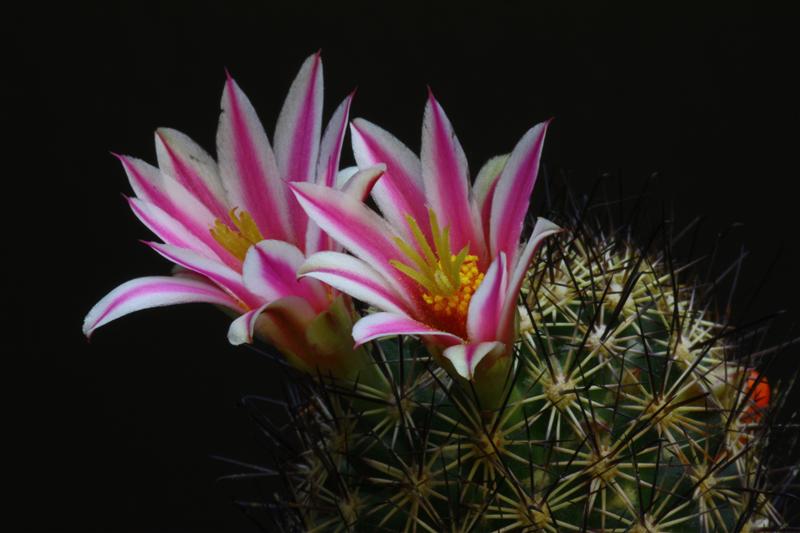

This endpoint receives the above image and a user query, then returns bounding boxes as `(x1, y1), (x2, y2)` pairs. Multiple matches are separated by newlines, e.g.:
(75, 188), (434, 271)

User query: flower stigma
(390, 210), (485, 330)
(210, 208), (264, 261)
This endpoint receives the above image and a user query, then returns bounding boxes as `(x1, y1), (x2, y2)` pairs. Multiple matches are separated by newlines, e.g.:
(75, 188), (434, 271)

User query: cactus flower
(83, 53), (382, 375)
(291, 90), (561, 382)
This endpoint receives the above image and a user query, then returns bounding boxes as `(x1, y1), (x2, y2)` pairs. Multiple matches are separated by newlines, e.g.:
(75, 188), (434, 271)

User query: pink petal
(338, 164), (385, 200)
(146, 242), (261, 308)
(227, 296), (316, 346)
(316, 92), (354, 188)
(128, 197), (218, 259)
(154, 128), (230, 222)
(227, 303), (270, 345)
(299, 251), (414, 316)
(352, 312), (463, 347)
(442, 341), (505, 380)
(350, 118), (430, 243)
(305, 163), (384, 255)
(274, 52), (323, 184)
(273, 52), (324, 250)
(473, 155), (509, 244)
(241, 240), (329, 312)
(83, 275), (241, 337)
(119, 156), (237, 267)
(498, 217), (562, 341)
(467, 253), (508, 343)
(290, 182), (413, 295)
(217, 74), (294, 243)
(489, 120), (551, 263)
(421, 91), (485, 257)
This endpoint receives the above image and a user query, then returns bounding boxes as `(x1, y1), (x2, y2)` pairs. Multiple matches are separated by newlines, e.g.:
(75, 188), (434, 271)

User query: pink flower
(83, 53), (383, 373)
(291, 90), (561, 380)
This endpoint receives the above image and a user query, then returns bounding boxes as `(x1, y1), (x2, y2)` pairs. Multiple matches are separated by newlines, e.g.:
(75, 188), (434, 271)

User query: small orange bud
(743, 370), (770, 422)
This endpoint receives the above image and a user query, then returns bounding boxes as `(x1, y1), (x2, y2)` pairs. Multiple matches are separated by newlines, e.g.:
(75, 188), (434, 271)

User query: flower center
(390, 210), (485, 328)
(210, 208), (264, 261)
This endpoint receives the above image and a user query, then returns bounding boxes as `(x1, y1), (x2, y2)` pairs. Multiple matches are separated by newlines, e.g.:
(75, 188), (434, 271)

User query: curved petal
(228, 303), (270, 345)
(119, 155), (237, 266)
(154, 128), (229, 221)
(217, 74), (294, 243)
(473, 154), (509, 243)
(227, 296), (316, 347)
(352, 312), (462, 347)
(274, 52), (324, 184)
(242, 240), (329, 311)
(305, 163), (384, 255)
(83, 275), (241, 337)
(421, 90), (484, 257)
(316, 92), (353, 188)
(498, 217), (562, 341)
(273, 52), (324, 250)
(489, 120), (550, 263)
(467, 253), (508, 343)
(290, 182), (414, 295)
(127, 197), (219, 259)
(335, 166), (359, 188)
(299, 251), (414, 315)
(442, 341), (505, 380)
(350, 118), (430, 243)
(339, 164), (385, 199)
(146, 242), (260, 308)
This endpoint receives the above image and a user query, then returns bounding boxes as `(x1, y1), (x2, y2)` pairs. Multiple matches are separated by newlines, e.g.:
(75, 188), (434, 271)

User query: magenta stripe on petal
(275, 52), (323, 184)
(338, 165), (385, 200)
(128, 197), (218, 258)
(218, 74), (294, 243)
(350, 118), (430, 243)
(290, 182), (414, 295)
(480, 178), (499, 247)
(421, 91), (484, 256)
(467, 253), (507, 343)
(306, 164), (386, 255)
(489, 120), (550, 263)
(146, 242), (261, 309)
(155, 128), (229, 222)
(305, 93), (356, 255)
(473, 154), (509, 246)
(273, 53), (324, 251)
(317, 92), (353, 188)
(242, 240), (330, 312)
(299, 251), (414, 316)
(498, 217), (562, 342)
(120, 156), (239, 268)
(352, 312), (463, 347)
(83, 275), (241, 337)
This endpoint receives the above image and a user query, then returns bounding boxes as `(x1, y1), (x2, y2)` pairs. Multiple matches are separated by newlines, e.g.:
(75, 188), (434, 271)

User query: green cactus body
(263, 232), (780, 532)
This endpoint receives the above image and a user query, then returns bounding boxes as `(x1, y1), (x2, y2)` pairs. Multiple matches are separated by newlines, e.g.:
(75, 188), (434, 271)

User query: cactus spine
(236, 215), (788, 532)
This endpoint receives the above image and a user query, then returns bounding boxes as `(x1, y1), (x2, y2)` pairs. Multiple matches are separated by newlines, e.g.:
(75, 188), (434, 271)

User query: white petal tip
(443, 341), (505, 380)
(535, 217), (562, 233)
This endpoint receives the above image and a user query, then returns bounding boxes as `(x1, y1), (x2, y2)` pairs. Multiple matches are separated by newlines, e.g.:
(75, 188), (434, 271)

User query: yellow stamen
(390, 210), (485, 323)
(209, 208), (264, 261)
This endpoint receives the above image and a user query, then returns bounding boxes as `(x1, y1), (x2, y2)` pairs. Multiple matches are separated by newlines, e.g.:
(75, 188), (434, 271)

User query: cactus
(231, 197), (795, 532)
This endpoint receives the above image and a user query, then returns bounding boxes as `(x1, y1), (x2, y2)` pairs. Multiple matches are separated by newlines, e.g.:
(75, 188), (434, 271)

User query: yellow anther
(421, 255), (484, 320)
(210, 208), (264, 261)
(389, 210), (486, 326)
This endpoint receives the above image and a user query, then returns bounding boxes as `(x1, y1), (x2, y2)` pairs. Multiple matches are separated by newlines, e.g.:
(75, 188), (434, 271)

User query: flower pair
(84, 53), (559, 383)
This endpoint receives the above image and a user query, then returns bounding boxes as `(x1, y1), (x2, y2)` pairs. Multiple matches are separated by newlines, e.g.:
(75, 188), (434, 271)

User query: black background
(13, 1), (800, 530)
